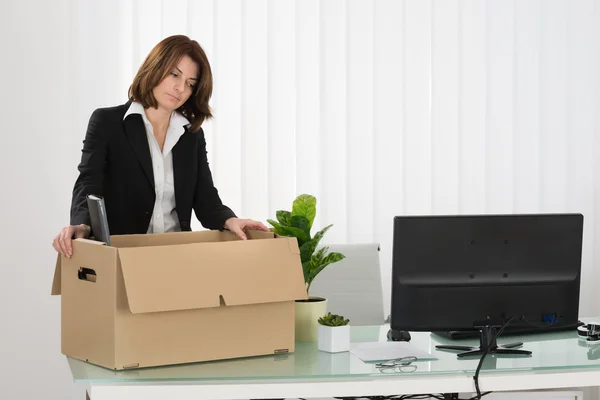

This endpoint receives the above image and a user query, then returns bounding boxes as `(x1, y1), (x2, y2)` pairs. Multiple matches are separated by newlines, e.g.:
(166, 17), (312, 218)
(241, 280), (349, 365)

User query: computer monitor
(390, 213), (584, 357)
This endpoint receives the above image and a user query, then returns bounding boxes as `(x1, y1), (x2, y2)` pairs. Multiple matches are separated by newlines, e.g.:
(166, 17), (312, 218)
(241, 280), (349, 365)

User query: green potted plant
(317, 312), (351, 353)
(268, 194), (345, 342)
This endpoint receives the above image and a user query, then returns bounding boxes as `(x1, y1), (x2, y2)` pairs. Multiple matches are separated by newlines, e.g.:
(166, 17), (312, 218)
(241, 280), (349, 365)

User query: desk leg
(82, 383), (92, 400)
(443, 394), (459, 400)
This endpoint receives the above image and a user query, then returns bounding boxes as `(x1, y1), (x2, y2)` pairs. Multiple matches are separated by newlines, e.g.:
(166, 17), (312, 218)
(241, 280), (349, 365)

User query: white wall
(0, 0), (82, 399)
(1, 1), (599, 399)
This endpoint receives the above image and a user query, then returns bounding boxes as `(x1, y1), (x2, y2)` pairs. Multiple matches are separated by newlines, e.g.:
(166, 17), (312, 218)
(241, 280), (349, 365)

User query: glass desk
(69, 325), (600, 400)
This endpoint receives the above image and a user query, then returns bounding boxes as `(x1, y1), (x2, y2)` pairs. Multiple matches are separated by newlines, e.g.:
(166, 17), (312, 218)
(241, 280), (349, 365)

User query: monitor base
(436, 325), (532, 358)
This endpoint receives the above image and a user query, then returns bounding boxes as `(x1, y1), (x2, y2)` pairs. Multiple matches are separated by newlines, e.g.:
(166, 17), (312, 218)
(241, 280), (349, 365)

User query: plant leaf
(299, 241), (315, 264)
(266, 219), (288, 237)
(298, 224), (333, 264)
(305, 247), (328, 292)
(318, 312), (349, 326)
(276, 210), (291, 226)
(291, 194), (317, 230)
(301, 261), (311, 285)
(278, 225), (310, 247)
(310, 247), (328, 270)
(307, 251), (345, 284)
(311, 223), (333, 248)
(290, 215), (311, 238)
(267, 219), (281, 230)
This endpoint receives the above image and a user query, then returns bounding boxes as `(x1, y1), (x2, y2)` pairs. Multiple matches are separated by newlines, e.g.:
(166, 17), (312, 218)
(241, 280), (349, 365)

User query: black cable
(330, 389), (494, 399)
(333, 396), (400, 400)
(470, 316), (517, 399)
(467, 391), (492, 400)
(334, 334), (514, 400)
(332, 391), (492, 400)
(333, 395), (443, 400)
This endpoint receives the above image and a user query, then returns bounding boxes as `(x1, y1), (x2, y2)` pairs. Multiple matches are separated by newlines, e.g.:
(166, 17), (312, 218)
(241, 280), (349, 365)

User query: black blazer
(70, 101), (236, 235)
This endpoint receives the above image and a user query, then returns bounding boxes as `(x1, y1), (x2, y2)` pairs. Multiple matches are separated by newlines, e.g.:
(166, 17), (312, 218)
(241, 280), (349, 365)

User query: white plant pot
(318, 324), (350, 353)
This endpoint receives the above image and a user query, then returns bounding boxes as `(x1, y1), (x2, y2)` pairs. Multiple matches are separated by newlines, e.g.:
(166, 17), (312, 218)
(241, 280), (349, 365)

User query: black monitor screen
(390, 214), (583, 333)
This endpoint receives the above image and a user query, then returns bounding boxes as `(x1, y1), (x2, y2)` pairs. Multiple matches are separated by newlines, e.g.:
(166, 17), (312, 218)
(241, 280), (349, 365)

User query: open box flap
(118, 236), (307, 314)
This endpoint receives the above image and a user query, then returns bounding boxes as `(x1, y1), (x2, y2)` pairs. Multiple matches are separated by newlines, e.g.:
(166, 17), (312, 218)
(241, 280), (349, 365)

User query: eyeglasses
(375, 356), (418, 373)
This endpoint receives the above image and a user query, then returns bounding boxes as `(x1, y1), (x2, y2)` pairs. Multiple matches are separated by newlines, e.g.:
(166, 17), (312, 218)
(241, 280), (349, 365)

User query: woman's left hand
(224, 217), (270, 240)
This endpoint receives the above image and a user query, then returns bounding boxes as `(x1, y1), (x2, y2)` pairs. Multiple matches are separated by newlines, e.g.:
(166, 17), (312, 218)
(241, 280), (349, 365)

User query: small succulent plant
(318, 312), (350, 327)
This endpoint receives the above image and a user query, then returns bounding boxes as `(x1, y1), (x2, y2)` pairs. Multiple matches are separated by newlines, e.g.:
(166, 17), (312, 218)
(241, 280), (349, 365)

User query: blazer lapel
(123, 115), (154, 189)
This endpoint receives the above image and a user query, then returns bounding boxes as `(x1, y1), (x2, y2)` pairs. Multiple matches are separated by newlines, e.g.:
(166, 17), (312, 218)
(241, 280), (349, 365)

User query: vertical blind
(76, 0), (600, 317)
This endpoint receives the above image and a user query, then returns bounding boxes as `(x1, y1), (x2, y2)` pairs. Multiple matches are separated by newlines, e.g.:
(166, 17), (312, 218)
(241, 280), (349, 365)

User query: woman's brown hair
(128, 35), (212, 132)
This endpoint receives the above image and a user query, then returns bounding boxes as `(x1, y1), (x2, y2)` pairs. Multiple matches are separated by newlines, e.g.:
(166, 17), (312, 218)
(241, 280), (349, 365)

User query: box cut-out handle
(78, 267), (97, 283)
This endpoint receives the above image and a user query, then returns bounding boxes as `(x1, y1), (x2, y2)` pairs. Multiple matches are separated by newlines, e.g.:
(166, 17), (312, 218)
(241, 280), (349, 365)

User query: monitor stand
(435, 325), (532, 358)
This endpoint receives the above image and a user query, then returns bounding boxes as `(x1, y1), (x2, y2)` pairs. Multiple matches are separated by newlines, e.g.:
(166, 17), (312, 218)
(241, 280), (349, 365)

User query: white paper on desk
(350, 342), (436, 362)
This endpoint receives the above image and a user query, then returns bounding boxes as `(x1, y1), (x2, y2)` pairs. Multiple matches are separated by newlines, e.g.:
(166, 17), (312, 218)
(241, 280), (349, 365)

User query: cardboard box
(51, 230), (307, 370)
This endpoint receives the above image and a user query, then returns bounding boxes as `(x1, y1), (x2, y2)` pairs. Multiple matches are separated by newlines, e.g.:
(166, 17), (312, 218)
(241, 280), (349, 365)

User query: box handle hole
(78, 267), (97, 283)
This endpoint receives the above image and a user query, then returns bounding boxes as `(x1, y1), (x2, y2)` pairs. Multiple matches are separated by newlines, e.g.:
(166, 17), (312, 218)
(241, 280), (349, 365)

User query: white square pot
(318, 324), (350, 353)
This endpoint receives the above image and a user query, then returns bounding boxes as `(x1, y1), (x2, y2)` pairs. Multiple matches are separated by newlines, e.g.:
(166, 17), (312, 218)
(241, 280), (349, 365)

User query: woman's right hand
(52, 224), (91, 258)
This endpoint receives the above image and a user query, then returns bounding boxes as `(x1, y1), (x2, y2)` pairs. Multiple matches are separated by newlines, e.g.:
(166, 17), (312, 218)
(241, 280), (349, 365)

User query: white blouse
(123, 101), (190, 233)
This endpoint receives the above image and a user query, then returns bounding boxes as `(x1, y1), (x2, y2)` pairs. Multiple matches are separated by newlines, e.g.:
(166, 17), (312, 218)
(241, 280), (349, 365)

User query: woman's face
(152, 55), (199, 113)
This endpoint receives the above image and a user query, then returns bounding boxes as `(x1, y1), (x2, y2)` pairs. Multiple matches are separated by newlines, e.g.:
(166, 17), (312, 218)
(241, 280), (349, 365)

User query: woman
(53, 35), (269, 258)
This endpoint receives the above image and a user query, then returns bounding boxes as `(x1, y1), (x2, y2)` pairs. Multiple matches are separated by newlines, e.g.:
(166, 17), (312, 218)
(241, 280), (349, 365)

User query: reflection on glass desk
(68, 325), (600, 383)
